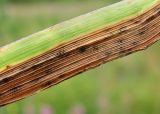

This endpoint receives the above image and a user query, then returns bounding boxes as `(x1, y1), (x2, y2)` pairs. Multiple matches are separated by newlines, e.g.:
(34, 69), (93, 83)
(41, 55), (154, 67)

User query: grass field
(0, 0), (160, 114)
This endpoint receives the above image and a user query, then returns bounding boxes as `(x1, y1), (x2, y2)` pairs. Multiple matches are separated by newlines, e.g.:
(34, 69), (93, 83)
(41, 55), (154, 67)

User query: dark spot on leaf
(56, 49), (68, 58)
(59, 75), (65, 79)
(118, 46), (127, 54)
(10, 86), (20, 93)
(44, 68), (52, 75)
(132, 41), (138, 46)
(42, 81), (52, 88)
(78, 46), (88, 53)
(32, 64), (39, 70)
(76, 71), (83, 75)
(143, 15), (156, 24)
(117, 39), (124, 44)
(93, 46), (99, 51)
(0, 77), (13, 85)
(138, 30), (145, 35)
(124, 49), (133, 55)
(105, 51), (112, 56)
(136, 27), (147, 36)
(31, 77), (41, 83)
(134, 20), (141, 24)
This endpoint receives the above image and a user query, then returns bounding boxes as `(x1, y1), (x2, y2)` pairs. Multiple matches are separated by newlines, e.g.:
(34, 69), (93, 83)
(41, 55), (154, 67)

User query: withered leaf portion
(0, 1), (160, 106)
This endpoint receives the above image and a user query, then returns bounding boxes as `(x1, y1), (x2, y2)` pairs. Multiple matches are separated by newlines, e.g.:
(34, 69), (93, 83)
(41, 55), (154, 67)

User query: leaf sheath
(0, 0), (160, 106)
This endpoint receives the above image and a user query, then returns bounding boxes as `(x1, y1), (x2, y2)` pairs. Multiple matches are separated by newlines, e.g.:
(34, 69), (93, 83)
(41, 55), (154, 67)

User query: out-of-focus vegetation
(0, 0), (160, 114)
(0, 0), (119, 3)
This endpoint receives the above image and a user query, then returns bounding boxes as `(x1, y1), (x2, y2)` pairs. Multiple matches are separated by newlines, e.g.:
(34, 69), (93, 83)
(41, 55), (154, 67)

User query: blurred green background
(0, 0), (160, 114)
